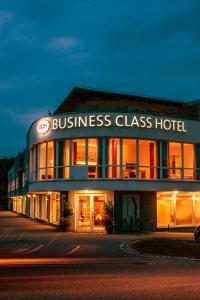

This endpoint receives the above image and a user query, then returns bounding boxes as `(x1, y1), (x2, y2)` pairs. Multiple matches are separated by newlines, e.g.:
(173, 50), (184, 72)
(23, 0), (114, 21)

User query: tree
(0, 157), (14, 209)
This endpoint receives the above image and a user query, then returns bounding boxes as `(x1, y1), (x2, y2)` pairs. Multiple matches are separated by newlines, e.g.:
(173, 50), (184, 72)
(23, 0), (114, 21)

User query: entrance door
(77, 194), (106, 232)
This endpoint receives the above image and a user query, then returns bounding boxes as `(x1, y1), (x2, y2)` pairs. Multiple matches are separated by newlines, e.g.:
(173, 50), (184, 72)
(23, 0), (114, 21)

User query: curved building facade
(8, 87), (200, 232)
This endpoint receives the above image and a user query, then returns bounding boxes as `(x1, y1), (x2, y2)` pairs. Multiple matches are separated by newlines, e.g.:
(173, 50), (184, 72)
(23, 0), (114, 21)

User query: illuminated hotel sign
(37, 120), (51, 134)
(37, 114), (187, 134)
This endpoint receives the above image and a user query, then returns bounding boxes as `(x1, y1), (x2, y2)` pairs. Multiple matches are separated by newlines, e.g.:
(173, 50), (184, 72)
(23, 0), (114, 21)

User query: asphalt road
(0, 211), (199, 300)
(1, 262), (200, 300)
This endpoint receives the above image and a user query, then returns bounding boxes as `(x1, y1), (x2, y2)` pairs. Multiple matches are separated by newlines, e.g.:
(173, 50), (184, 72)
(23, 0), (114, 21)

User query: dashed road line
(26, 244), (44, 254)
(65, 245), (80, 256)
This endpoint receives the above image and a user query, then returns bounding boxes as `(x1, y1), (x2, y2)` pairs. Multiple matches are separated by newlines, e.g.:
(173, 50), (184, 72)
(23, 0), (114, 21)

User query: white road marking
(17, 230), (29, 241)
(26, 244), (44, 254)
(65, 245), (80, 256)
(13, 244), (33, 254)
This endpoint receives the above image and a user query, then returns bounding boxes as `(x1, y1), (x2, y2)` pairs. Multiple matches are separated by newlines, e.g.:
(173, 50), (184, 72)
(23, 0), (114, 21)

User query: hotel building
(8, 87), (200, 232)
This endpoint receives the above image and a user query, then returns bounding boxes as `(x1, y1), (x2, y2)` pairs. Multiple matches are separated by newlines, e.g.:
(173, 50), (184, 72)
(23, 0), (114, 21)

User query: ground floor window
(157, 191), (200, 227)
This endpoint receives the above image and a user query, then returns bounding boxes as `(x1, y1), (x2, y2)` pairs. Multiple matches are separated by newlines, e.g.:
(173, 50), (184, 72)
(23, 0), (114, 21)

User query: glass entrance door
(77, 194), (106, 232)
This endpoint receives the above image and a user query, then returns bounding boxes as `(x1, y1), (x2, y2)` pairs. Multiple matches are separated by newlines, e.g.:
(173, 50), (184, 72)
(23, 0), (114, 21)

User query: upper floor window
(168, 142), (195, 180)
(139, 140), (157, 179)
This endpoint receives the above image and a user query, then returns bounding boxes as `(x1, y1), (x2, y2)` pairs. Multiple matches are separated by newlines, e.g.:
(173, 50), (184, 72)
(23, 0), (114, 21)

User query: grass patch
(132, 238), (200, 258)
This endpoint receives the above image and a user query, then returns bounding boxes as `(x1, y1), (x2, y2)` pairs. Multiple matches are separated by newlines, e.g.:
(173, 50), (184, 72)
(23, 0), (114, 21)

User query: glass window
(47, 141), (54, 179)
(88, 139), (98, 178)
(139, 140), (157, 179)
(108, 138), (120, 178)
(64, 140), (70, 178)
(122, 139), (136, 178)
(176, 193), (193, 225)
(157, 199), (173, 227)
(184, 144), (195, 179)
(39, 142), (46, 180)
(195, 199), (200, 225)
(72, 139), (86, 165)
(168, 142), (182, 179)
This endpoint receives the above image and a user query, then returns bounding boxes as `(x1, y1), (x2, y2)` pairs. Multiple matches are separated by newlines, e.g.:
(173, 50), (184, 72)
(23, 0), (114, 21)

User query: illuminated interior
(64, 140), (70, 178)
(78, 194), (105, 231)
(184, 143), (195, 179)
(157, 191), (200, 227)
(122, 139), (136, 178)
(47, 141), (54, 179)
(168, 142), (182, 179)
(30, 139), (196, 181)
(139, 140), (157, 179)
(39, 142), (46, 180)
(168, 143), (195, 179)
(88, 138), (98, 178)
(72, 139), (86, 165)
(109, 138), (120, 178)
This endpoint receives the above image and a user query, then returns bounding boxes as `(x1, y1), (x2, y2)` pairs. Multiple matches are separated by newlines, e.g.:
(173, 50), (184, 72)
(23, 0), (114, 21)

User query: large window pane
(64, 140), (70, 178)
(139, 140), (157, 179)
(157, 200), (173, 227)
(88, 139), (98, 178)
(122, 139), (136, 178)
(47, 141), (54, 179)
(168, 142), (182, 179)
(184, 144), (195, 179)
(176, 199), (192, 225)
(195, 199), (200, 225)
(72, 139), (86, 165)
(108, 138), (120, 178)
(39, 142), (46, 180)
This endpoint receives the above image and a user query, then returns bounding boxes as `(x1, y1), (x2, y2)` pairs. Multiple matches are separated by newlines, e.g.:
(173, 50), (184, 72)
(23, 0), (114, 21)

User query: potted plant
(103, 201), (114, 234)
(59, 200), (73, 232)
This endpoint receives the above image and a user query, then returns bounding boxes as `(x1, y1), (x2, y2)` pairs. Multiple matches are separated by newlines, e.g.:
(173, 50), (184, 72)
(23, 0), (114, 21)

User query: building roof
(53, 87), (198, 120)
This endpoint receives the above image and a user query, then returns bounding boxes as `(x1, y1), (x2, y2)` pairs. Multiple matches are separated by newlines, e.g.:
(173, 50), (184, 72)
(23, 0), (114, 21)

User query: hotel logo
(37, 120), (50, 134)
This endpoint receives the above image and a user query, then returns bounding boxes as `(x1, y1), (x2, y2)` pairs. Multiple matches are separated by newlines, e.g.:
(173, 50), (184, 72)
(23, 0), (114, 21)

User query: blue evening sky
(1, 0), (200, 157)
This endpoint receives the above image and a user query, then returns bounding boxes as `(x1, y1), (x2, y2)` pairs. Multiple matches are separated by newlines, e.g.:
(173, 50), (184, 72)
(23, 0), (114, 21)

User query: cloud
(0, 80), (15, 89)
(0, 10), (14, 31)
(47, 37), (79, 52)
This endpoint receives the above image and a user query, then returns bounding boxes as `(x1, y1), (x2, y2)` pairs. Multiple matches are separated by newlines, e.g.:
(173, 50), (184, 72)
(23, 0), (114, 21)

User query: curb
(120, 240), (200, 262)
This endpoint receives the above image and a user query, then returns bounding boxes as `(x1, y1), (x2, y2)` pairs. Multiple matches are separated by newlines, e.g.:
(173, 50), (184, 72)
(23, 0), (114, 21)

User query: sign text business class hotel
(37, 114), (187, 134)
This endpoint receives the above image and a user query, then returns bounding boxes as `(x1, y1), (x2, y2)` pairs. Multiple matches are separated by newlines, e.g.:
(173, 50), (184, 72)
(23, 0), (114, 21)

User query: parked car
(194, 226), (200, 242)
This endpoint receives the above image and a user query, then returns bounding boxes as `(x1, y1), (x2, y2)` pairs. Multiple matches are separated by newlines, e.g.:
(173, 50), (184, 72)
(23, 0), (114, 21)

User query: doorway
(76, 194), (106, 232)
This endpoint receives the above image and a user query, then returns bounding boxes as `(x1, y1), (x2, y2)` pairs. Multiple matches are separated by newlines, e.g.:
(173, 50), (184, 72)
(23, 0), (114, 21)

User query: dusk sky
(1, 0), (200, 157)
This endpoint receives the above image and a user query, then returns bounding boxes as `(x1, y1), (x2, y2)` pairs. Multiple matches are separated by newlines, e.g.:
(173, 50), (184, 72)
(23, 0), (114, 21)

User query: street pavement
(0, 211), (200, 300)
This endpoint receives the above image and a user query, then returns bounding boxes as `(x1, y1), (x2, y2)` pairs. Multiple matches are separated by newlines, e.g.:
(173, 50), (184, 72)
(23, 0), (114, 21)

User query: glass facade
(29, 138), (197, 182)
(157, 191), (200, 227)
